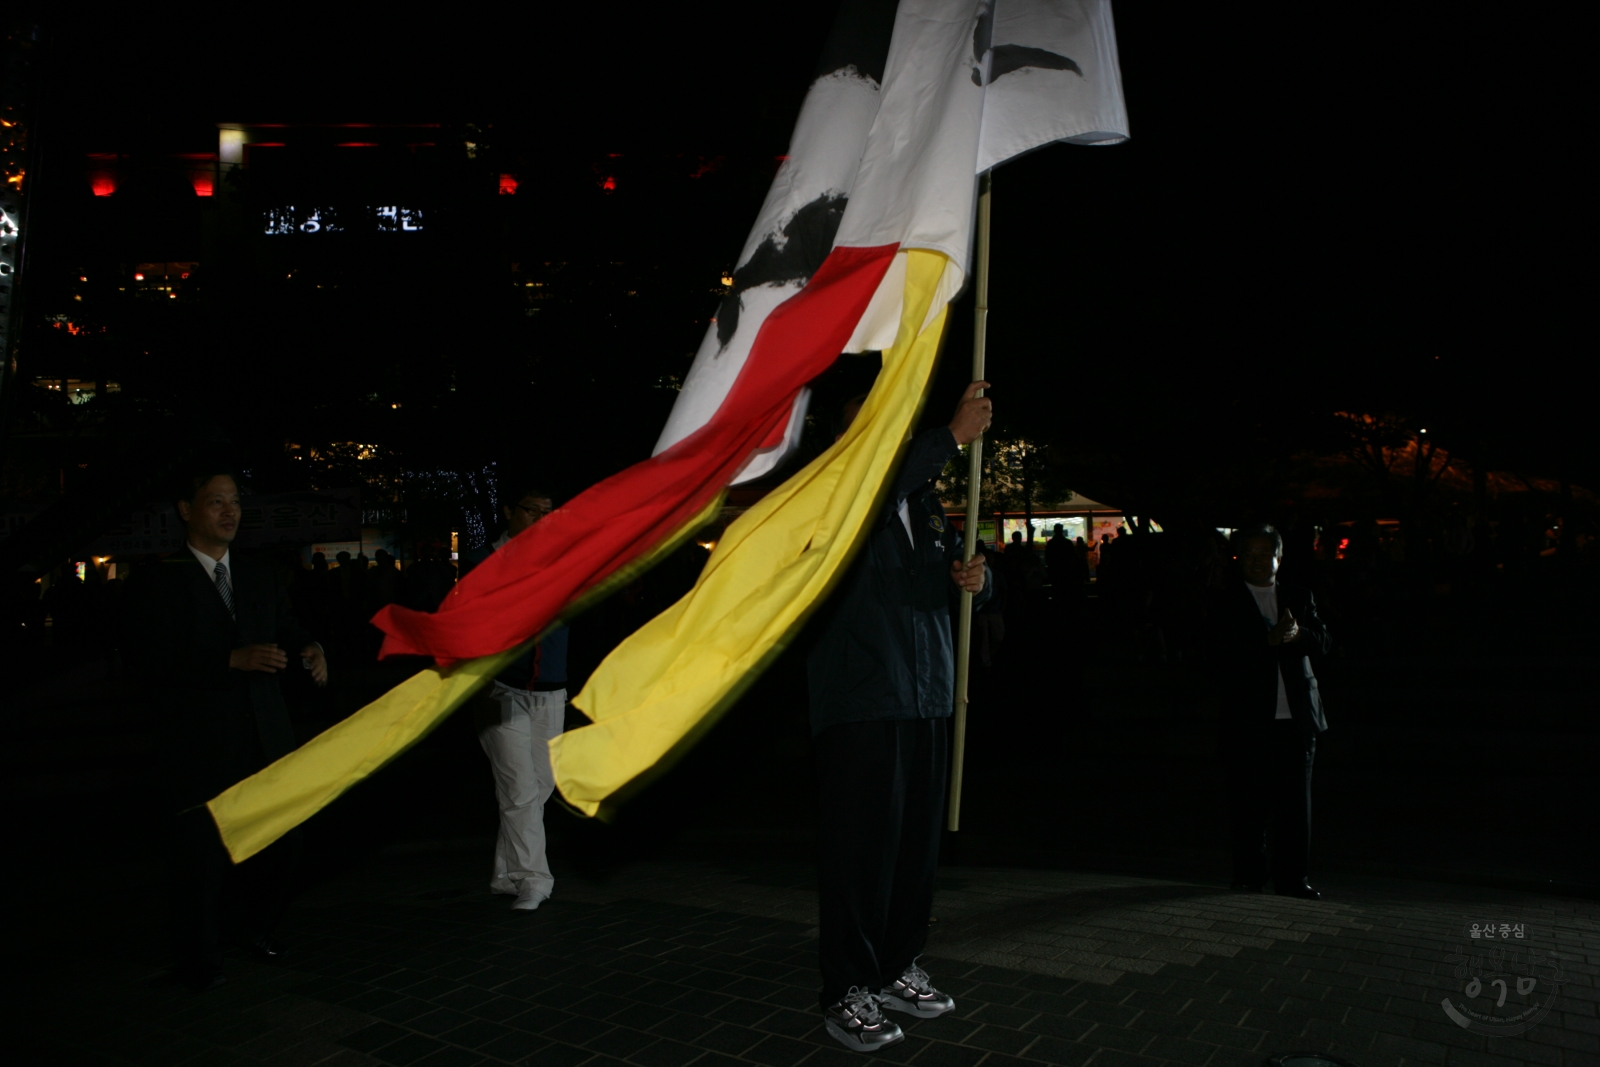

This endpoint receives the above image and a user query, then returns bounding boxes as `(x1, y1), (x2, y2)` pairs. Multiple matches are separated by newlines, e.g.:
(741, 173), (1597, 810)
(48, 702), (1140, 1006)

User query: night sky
(20, 3), (1591, 504)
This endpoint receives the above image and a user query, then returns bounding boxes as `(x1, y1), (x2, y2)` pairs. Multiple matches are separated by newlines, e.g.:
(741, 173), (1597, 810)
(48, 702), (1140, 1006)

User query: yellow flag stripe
(552, 249), (953, 817)
(206, 490), (728, 864)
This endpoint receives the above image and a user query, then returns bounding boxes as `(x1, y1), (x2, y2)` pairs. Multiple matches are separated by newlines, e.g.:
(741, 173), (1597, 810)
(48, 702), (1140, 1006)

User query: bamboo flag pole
(948, 169), (991, 832)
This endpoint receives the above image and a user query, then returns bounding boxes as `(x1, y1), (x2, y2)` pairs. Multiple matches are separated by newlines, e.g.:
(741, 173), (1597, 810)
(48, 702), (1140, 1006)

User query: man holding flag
(811, 382), (992, 1051)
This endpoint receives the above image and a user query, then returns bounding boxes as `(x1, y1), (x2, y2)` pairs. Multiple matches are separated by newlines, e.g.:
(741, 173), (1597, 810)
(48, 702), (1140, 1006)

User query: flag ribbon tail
(205, 489), (727, 864)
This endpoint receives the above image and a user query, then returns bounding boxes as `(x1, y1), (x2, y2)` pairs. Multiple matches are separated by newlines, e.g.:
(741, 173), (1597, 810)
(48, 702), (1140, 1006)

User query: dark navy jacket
(806, 427), (991, 735)
(463, 534), (568, 690)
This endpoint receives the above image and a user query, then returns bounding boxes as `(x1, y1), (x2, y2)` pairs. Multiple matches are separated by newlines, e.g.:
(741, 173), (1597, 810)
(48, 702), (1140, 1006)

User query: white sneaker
(823, 986), (904, 1052)
(512, 883), (548, 911)
(880, 961), (954, 1018)
(490, 880), (518, 896)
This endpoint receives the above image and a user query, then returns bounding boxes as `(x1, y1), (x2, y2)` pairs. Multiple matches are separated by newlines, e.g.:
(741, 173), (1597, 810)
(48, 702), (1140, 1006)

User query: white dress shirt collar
(188, 543), (233, 594)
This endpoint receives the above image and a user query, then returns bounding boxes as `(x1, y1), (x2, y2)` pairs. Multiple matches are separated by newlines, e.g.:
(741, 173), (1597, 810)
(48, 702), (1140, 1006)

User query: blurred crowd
(960, 511), (1598, 695)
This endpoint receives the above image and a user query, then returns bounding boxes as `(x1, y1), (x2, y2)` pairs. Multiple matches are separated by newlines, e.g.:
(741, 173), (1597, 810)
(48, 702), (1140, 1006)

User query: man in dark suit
(1210, 524), (1331, 900)
(125, 469), (327, 989)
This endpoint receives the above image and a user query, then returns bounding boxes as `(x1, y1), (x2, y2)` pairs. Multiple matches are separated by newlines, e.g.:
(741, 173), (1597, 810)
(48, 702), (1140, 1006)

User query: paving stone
(542, 1013), (611, 1046)
(409, 1046), (486, 1067)
(639, 1010), (719, 1045)
(341, 1022), (411, 1055)
(903, 1014), (981, 1044)
(958, 1024), (1037, 1056)
(745, 1032), (818, 1067)
(409, 1008), (473, 1036)
(1021, 1012), (1095, 1041)
(629, 1037), (707, 1067)
(1137, 1034), (1218, 1065)
(1078, 1050), (1164, 1067)
(1203, 1047), (1275, 1067)
(1016, 1035), (1097, 1066)
(973, 1056), (1053, 1067)
(1441, 1047), (1532, 1067)
(1370, 1030), (1450, 1063)
(698, 1024), (764, 1057)
(370, 1032), (449, 1065)
(1175, 1000), (1247, 1027)
(1186, 1020), (1265, 1051)
(753, 1006), (821, 1040)
(1484, 1035), (1561, 1064)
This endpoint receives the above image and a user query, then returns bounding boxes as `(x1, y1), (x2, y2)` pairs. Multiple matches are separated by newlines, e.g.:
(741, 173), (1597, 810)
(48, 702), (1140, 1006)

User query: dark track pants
(1225, 718), (1316, 888)
(815, 718), (948, 1008)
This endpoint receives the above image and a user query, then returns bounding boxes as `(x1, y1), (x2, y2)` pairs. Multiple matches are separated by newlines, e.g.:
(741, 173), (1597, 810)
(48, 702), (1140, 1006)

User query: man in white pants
(464, 485), (570, 911)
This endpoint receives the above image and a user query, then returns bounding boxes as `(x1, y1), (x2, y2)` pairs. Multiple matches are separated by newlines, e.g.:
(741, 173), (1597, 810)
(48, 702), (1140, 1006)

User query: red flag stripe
(372, 244), (899, 666)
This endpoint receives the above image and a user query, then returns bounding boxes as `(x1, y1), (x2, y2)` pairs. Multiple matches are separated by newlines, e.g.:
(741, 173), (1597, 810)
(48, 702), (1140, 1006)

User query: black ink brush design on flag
(655, 0), (896, 478)
(712, 0), (897, 355)
(716, 194), (848, 350)
(971, 0), (1082, 86)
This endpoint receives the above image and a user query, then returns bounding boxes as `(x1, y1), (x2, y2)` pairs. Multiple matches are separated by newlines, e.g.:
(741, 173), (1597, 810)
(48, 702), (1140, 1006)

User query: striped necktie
(214, 561), (236, 618)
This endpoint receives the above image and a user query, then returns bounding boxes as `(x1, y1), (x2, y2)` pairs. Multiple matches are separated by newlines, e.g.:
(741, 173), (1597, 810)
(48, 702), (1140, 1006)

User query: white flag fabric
(656, 0), (1128, 482)
(975, 0), (1130, 170)
(652, 57), (887, 481)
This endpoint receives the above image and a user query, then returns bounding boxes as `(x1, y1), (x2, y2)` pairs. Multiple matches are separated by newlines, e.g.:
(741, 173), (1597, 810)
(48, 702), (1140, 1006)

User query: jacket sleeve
(1285, 588), (1331, 657)
(943, 503), (993, 610)
(273, 577), (316, 652)
(875, 427), (959, 532)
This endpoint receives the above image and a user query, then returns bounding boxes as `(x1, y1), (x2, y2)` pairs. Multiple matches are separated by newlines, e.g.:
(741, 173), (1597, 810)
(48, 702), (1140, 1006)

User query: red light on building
(87, 152), (118, 196)
(191, 172), (215, 196)
(600, 175), (616, 192)
(336, 142), (380, 147)
(498, 174), (519, 196)
(134, 273), (144, 281)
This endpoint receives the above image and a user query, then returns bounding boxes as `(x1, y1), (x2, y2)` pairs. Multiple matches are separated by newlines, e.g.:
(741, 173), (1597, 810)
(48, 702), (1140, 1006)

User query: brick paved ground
(19, 851), (1598, 1067)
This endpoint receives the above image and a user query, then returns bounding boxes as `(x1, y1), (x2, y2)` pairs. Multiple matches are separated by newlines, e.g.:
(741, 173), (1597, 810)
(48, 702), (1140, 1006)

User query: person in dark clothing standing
(124, 469), (328, 990)
(1209, 524), (1332, 900)
(809, 382), (992, 1052)
(462, 483), (570, 912)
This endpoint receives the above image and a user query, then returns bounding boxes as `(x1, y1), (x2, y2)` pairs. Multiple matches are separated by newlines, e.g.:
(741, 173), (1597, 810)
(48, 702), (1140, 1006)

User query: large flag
(658, 0), (1127, 483)
(555, 0), (1128, 814)
(205, 0), (1127, 861)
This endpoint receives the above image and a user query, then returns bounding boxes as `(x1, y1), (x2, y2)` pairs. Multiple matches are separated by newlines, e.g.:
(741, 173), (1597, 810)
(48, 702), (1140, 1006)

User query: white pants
(476, 683), (565, 900)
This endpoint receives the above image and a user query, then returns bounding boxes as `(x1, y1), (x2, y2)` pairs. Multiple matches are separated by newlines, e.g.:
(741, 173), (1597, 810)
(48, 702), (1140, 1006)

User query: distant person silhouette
(403, 544), (455, 612)
(1045, 524), (1072, 584)
(368, 549), (401, 611)
(1208, 524), (1331, 901)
